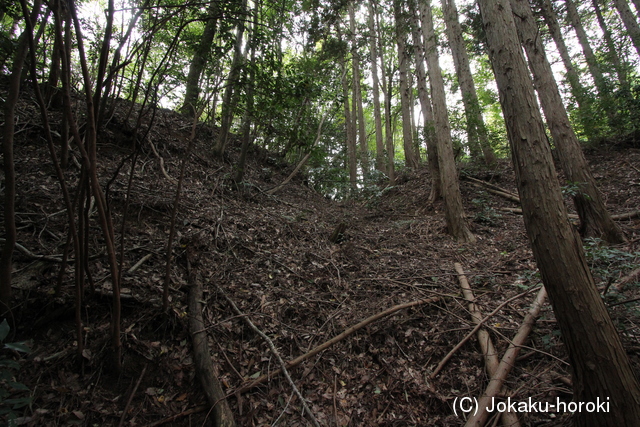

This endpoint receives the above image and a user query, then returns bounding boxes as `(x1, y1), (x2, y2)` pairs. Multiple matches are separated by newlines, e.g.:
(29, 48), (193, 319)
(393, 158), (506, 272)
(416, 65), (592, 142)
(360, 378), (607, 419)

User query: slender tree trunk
(537, 0), (587, 110)
(349, 3), (369, 179)
(564, 0), (607, 97)
(1, 0), (42, 312)
(511, 0), (625, 244)
(214, 0), (247, 158)
(613, 0), (640, 60)
(368, 3), (385, 174)
(441, 0), (495, 165)
(235, 8), (257, 184)
(593, 0), (629, 90)
(410, 7), (440, 202)
(420, 0), (475, 243)
(181, 3), (219, 116)
(376, 8), (395, 182)
(475, 1), (640, 426)
(394, 0), (419, 169)
(338, 25), (358, 190)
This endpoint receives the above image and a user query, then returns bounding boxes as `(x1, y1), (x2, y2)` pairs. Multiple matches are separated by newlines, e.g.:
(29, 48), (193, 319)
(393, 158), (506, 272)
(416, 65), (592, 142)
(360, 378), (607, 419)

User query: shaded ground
(2, 92), (640, 426)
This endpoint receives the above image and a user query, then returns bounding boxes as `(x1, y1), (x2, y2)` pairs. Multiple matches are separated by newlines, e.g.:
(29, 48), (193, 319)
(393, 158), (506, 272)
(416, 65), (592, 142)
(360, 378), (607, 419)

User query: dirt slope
(3, 92), (640, 426)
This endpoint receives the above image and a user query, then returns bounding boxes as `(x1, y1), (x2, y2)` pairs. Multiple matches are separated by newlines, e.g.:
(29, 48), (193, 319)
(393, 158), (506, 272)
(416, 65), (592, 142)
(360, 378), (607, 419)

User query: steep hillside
(3, 91), (640, 426)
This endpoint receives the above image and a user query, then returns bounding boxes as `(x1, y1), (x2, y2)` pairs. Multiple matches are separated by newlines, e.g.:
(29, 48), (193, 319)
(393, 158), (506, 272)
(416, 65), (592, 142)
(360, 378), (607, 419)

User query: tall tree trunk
(441, 0), (495, 165)
(394, 0), (419, 169)
(593, 0), (629, 90)
(410, 6), (441, 202)
(474, 1), (640, 426)
(339, 25), (358, 190)
(511, 0), (625, 244)
(349, 2), (369, 179)
(214, 0), (247, 158)
(181, 4), (219, 116)
(368, 3), (385, 174)
(420, 0), (475, 243)
(376, 8), (395, 182)
(613, 0), (640, 60)
(537, 0), (587, 110)
(564, 0), (607, 97)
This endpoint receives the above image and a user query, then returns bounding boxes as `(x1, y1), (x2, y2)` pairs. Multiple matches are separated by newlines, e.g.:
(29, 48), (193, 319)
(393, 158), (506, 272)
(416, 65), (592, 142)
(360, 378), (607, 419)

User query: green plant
(561, 181), (591, 200)
(583, 238), (640, 285)
(0, 319), (32, 426)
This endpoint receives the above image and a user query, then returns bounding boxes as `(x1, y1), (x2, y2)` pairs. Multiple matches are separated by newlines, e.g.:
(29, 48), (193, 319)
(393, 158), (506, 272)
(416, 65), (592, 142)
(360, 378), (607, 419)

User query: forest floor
(3, 90), (640, 427)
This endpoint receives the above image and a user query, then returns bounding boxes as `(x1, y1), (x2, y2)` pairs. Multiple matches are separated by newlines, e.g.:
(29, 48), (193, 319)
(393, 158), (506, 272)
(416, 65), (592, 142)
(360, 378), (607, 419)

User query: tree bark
(511, 0), (625, 244)
(420, 0), (475, 243)
(478, 0), (640, 425)
(441, 0), (496, 165)
(613, 0), (640, 60)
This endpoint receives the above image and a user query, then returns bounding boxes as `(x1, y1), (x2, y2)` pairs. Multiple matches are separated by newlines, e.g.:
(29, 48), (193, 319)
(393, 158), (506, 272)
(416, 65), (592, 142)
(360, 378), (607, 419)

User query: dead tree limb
(464, 286), (548, 427)
(188, 264), (236, 427)
(236, 296), (440, 393)
(430, 285), (540, 379)
(455, 263), (520, 427)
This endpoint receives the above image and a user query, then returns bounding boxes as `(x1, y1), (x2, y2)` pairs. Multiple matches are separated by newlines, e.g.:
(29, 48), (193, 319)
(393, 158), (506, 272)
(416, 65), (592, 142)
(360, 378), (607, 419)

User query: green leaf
(0, 319), (9, 342)
(5, 342), (31, 353)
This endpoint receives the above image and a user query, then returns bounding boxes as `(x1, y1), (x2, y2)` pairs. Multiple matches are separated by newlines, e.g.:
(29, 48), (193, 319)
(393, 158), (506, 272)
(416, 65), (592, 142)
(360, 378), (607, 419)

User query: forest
(2, 0), (640, 425)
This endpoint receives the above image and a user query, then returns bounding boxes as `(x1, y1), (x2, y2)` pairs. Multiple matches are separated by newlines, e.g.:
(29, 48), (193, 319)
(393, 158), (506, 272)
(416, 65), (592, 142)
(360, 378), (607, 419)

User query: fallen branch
(236, 296), (440, 394)
(216, 284), (321, 427)
(612, 267), (640, 292)
(430, 285), (541, 379)
(127, 253), (153, 274)
(464, 286), (547, 427)
(455, 263), (520, 427)
(119, 364), (147, 427)
(188, 258), (235, 427)
(464, 176), (521, 203)
(148, 137), (177, 184)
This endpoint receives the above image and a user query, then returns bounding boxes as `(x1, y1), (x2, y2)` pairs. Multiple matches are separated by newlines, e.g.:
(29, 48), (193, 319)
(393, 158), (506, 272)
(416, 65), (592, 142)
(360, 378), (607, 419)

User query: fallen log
(187, 258), (235, 427)
(464, 286), (547, 427)
(455, 263), (520, 427)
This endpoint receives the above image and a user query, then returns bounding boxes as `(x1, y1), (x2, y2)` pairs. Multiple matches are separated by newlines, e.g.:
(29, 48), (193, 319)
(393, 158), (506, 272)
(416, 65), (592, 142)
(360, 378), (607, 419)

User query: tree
(348, 2), (369, 178)
(367, 2), (386, 174)
(441, 0), (496, 165)
(181, 3), (220, 116)
(613, 0), (640, 60)
(472, 0), (640, 425)
(393, 0), (420, 169)
(511, 0), (625, 244)
(419, 0), (475, 243)
(536, 0), (588, 112)
(409, 4), (440, 202)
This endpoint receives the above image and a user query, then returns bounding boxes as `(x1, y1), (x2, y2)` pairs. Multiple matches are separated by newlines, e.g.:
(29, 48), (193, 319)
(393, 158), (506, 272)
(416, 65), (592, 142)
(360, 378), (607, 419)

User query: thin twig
(216, 284), (321, 427)
(118, 364), (147, 427)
